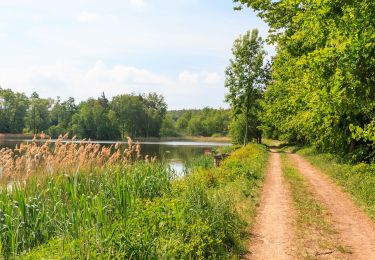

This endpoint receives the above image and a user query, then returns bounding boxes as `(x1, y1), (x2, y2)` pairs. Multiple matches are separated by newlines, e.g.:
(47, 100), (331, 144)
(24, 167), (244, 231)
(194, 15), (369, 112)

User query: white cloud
(178, 70), (199, 85)
(0, 61), (226, 109)
(85, 60), (171, 86)
(0, 33), (7, 39)
(203, 72), (220, 85)
(78, 11), (102, 23)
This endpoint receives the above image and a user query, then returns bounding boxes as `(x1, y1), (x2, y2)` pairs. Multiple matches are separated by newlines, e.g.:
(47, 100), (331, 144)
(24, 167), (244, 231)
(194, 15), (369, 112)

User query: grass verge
(0, 144), (268, 259)
(281, 153), (349, 259)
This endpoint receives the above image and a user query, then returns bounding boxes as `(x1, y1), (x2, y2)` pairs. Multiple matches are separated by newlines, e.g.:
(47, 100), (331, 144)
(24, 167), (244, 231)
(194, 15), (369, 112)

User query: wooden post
(213, 154), (229, 167)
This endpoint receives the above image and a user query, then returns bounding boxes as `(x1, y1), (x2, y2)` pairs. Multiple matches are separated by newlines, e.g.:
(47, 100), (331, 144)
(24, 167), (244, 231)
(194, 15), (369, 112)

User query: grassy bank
(281, 154), (348, 258)
(0, 143), (267, 258)
(293, 147), (375, 220)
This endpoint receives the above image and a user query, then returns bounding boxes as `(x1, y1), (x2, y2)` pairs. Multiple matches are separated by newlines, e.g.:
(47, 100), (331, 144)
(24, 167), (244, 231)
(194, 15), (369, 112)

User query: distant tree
(0, 88), (29, 133)
(48, 97), (77, 137)
(111, 94), (147, 138)
(26, 92), (51, 134)
(72, 98), (120, 140)
(160, 114), (178, 137)
(225, 29), (269, 145)
(142, 93), (167, 137)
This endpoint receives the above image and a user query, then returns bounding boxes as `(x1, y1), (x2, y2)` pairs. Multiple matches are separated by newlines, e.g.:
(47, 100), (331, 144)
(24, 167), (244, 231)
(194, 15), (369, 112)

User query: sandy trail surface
(291, 154), (375, 260)
(245, 150), (296, 259)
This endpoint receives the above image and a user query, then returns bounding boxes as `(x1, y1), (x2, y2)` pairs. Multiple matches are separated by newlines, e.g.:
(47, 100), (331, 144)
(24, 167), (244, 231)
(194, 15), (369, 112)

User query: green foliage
(0, 90), (168, 139)
(72, 98), (120, 140)
(0, 88), (29, 133)
(237, 0), (375, 159)
(48, 97), (77, 138)
(225, 29), (270, 145)
(160, 114), (179, 137)
(1, 144), (268, 259)
(169, 108), (231, 137)
(111, 93), (167, 138)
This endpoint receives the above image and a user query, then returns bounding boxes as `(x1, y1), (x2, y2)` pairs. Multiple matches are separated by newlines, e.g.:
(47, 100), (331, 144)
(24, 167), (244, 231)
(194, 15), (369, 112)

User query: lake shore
(0, 133), (34, 139)
(138, 136), (231, 143)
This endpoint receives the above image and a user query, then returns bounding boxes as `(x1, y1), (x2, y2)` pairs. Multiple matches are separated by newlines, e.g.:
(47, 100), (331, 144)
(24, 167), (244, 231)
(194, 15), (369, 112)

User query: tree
(0, 88), (29, 133)
(225, 29), (269, 145)
(111, 94), (147, 138)
(49, 97), (77, 138)
(142, 93), (167, 137)
(26, 92), (51, 134)
(236, 0), (375, 160)
(72, 98), (120, 140)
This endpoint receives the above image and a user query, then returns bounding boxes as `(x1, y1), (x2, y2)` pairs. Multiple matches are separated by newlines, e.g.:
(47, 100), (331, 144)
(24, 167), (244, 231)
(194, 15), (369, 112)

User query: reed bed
(0, 134), (156, 185)
(0, 139), (268, 259)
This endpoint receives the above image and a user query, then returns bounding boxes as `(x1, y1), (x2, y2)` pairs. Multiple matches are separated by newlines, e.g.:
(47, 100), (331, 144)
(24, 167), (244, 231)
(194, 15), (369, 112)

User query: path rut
(290, 153), (375, 260)
(245, 150), (296, 259)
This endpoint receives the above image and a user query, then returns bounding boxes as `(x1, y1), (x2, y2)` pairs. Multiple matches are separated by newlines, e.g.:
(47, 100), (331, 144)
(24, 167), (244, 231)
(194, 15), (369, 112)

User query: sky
(0, 0), (273, 109)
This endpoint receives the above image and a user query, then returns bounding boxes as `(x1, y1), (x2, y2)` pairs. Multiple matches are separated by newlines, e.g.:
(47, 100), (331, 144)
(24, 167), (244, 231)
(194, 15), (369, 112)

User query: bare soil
(245, 150), (296, 259)
(290, 154), (375, 260)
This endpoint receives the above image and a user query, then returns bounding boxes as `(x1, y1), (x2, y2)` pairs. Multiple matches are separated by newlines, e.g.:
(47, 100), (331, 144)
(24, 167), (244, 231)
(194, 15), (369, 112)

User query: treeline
(163, 108), (230, 137)
(0, 88), (167, 140)
(231, 0), (374, 161)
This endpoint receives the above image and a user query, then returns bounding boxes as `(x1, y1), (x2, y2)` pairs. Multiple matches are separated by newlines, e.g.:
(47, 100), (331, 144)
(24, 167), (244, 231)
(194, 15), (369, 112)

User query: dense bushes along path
(247, 149), (375, 259)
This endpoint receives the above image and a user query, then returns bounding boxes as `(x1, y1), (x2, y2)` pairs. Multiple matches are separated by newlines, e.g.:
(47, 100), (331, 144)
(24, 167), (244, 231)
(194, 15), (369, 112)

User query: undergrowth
(0, 144), (268, 259)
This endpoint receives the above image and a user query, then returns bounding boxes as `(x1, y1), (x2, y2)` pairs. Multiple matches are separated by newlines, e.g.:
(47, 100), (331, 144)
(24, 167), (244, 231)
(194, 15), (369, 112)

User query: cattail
(62, 132), (69, 139)
(127, 137), (132, 148)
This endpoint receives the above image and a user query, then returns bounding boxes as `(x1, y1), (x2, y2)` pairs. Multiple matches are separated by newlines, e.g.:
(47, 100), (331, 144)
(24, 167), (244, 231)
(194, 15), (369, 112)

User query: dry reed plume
(0, 133), (156, 184)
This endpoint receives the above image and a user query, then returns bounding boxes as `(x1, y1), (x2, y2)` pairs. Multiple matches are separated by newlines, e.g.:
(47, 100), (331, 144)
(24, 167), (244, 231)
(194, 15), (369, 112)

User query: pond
(0, 139), (231, 176)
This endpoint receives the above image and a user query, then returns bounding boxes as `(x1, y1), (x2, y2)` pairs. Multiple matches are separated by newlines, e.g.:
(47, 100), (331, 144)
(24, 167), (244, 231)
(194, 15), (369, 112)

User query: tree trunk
(243, 102), (249, 146)
(349, 139), (356, 152)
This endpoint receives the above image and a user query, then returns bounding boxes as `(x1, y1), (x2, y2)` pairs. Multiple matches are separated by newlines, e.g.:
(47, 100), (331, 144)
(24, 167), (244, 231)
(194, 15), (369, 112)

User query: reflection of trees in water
(0, 140), (23, 150)
(141, 144), (216, 162)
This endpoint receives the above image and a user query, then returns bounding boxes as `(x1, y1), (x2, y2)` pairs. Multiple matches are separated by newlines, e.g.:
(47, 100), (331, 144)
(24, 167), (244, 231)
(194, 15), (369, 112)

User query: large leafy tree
(225, 29), (269, 145)
(235, 0), (374, 159)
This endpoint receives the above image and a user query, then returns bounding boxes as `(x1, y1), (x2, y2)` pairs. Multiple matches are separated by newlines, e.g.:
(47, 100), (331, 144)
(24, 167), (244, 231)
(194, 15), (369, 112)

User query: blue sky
(0, 0), (273, 109)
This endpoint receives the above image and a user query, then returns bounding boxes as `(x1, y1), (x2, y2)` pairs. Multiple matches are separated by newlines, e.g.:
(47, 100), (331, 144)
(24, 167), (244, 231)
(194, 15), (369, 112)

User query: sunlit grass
(0, 139), (268, 258)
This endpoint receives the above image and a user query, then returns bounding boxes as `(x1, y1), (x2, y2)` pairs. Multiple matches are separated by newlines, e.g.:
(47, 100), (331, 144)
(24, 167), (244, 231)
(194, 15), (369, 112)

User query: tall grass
(0, 134), (155, 184)
(0, 139), (268, 258)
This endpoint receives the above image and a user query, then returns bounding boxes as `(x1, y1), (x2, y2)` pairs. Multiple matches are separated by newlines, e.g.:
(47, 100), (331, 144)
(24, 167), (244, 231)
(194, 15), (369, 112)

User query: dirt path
(290, 154), (375, 260)
(245, 150), (296, 259)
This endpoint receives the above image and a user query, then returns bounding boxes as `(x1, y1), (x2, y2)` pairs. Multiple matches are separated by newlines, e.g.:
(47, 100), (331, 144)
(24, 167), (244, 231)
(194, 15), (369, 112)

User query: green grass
(261, 138), (287, 147)
(0, 144), (268, 259)
(281, 154), (349, 259)
(296, 147), (375, 220)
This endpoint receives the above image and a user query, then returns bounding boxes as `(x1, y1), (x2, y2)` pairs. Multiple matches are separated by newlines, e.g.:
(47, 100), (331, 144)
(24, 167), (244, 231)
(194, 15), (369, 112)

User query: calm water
(0, 139), (231, 175)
